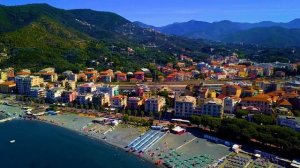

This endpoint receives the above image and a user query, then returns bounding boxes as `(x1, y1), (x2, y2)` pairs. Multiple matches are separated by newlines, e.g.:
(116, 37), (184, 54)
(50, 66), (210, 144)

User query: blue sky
(1, 0), (300, 26)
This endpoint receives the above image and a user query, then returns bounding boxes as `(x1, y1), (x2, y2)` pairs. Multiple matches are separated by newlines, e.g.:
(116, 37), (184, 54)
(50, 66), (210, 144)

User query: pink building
(116, 73), (127, 82)
(61, 91), (78, 103)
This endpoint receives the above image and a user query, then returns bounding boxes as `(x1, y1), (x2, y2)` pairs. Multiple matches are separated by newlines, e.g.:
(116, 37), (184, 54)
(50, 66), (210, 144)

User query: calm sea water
(0, 120), (154, 168)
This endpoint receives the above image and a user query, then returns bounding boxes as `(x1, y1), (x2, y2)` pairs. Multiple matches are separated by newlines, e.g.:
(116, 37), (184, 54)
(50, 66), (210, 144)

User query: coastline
(31, 117), (160, 167)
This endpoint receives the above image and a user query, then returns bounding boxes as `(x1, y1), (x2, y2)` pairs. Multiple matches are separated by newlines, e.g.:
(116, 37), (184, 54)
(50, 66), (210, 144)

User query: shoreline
(29, 117), (161, 167)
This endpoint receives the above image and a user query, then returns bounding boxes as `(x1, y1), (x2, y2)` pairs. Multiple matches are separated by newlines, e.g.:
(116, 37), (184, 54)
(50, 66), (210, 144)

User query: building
(0, 81), (16, 94)
(221, 84), (242, 97)
(115, 72), (127, 82)
(127, 97), (143, 110)
(223, 97), (240, 113)
(0, 68), (14, 81)
(15, 75), (44, 95)
(134, 71), (145, 81)
(29, 87), (46, 99)
(174, 96), (196, 118)
(198, 88), (209, 99)
(110, 95), (127, 109)
(61, 90), (78, 103)
(197, 98), (224, 117)
(77, 83), (96, 94)
(260, 81), (282, 93)
(41, 72), (58, 82)
(38, 68), (58, 82)
(96, 84), (119, 97)
(145, 96), (166, 113)
(277, 115), (300, 132)
(92, 92), (110, 108)
(0, 69), (8, 81)
(46, 87), (64, 103)
(240, 95), (273, 114)
(135, 84), (151, 98)
(99, 69), (114, 83)
(84, 68), (98, 81)
(67, 73), (78, 81)
(63, 71), (77, 81)
(65, 80), (77, 91)
(76, 94), (93, 105)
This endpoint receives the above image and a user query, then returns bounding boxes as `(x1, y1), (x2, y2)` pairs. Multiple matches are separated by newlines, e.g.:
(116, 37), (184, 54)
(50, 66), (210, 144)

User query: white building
(174, 96), (196, 118)
(77, 83), (96, 94)
(46, 87), (64, 103)
(199, 98), (224, 117)
(96, 84), (119, 97)
(223, 97), (240, 113)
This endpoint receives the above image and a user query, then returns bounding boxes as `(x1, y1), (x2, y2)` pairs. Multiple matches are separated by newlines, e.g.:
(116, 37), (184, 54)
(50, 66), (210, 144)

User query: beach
(0, 101), (290, 168)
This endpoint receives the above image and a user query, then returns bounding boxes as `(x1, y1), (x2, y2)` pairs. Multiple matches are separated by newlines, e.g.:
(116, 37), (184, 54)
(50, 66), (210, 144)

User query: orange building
(0, 81), (16, 93)
(222, 84), (242, 97)
(241, 94), (273, 114)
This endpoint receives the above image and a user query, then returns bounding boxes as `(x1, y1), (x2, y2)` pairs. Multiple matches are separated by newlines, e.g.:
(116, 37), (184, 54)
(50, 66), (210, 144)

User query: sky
(1, 0), (300, 26)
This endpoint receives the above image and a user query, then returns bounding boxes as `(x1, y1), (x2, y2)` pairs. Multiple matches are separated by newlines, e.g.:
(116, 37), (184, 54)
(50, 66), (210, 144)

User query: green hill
(223, 27), (300, 47)
(0, 16), (94, 72)
(0, 4), (210, 72)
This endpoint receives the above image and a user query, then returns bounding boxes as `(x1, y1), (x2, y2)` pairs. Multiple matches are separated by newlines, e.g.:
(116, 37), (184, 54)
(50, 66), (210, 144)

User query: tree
(149, 111), (154, 119)
(168, 124), (175, 130)
(123, 114), (129, 123)
(158, 111), (162, 122)
(134, 110), (138, 117)
(236, 109), (249, 118)
(127, 110), (131, 116)
(158, 91), (168, 98)
(252, 114), (275, 125)
(141, 111), (145, 118)
(293, 110), (300, 117)
(107, 108), (111, 115)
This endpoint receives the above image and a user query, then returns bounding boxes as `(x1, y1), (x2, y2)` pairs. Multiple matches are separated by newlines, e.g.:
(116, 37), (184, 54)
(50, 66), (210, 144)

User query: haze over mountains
(134, 19), (300, 47)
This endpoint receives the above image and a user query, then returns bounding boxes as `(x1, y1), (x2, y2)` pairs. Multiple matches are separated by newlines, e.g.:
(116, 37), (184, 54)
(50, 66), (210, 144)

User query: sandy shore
(34, 114), (163, 166)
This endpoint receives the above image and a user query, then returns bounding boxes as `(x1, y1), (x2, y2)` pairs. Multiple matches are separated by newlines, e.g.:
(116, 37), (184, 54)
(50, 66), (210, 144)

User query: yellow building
(209, 90), (217, 98)
(238, 70), (248, 78)
(0, 71), (8, 81)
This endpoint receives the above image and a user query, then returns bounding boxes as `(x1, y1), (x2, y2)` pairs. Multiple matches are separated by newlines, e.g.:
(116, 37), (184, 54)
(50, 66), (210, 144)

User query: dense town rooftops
(242, 94), (272, 103)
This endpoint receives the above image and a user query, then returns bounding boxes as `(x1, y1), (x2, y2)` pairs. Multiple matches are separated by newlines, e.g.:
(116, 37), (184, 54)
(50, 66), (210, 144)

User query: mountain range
(0, 3), (210, 72)
(0, 3), (299, 72)
(134, 19), (300, 47)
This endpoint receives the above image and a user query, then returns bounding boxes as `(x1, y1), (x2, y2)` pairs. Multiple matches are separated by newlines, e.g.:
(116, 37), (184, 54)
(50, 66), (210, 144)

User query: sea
(0, 120), (154, 168)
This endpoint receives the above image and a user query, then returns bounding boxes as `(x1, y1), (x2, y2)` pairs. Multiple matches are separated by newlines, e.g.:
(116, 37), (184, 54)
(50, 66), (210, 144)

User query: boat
(10, 140), (15, 143)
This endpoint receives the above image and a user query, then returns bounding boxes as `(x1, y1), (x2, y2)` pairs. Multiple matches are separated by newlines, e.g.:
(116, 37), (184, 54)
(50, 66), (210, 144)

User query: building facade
(15, 75), (44, 95)
(144, 96), (166, 113)
(174, 96), (196, 118)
